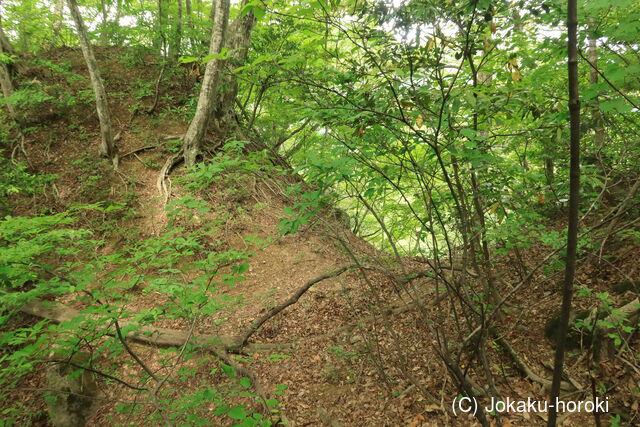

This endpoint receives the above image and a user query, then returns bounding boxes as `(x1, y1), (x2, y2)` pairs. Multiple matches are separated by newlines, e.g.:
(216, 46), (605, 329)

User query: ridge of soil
(5, 47), (639, 426)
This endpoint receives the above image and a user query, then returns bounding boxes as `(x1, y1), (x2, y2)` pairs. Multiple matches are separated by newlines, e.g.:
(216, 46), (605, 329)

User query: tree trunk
(0, 62), (20, 152)
(545, 156), (554, 187)
(185, 0), (194, 49)
(52, 0), (65, 42)
(209, 1), (216, 22)
(0, 13), (14, 55)
(18, 22), (29, 52)
(113, 0), (122, 45)
(156, 0), (167, 54)
(175, 0), (183, 56)
(211, 1), (256, 138)
(0, 3), (16, 55)
(0, 33), (27, 159)
(0, 60), (17, 119)
(168, 0), (182, 58)
(588, 20), (606, 150)
(182, 0), (230, 167)
(548, 0), (581, 425)
(115, 0), (122, 24)
(100, 0), (109, 45)
(67, 0), (117, 165)
(0, 6), (16, 116)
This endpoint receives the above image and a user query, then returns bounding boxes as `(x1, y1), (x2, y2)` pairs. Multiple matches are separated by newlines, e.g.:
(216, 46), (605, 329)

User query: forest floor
(5, 47), (639, 426)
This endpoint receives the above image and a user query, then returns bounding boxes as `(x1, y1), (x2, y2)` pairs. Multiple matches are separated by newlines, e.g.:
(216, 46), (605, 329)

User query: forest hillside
(1, 1), (639, 426)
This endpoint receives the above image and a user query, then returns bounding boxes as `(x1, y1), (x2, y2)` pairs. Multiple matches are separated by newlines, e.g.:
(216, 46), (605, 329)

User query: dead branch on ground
(495, 335), (576, 392)
(18, 298), (284, 353)
(234, 265), (353, 349)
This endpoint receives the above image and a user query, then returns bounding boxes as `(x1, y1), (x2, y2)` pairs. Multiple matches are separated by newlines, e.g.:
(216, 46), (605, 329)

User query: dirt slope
(6, 47), (639, 426)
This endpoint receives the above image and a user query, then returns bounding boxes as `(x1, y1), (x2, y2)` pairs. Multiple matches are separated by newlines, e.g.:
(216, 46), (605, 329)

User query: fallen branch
(115, 320), (159, 381)
(234, 265), (352, 349)
(605, 297), (639, 323)
(45, 358), (147, 391)
(121, 145), (158, 159)
(18, 298), (283, 354)
(601, 297), (639, 358)
(211, 347), (276, 418)
(598, 176), (640, 259)
(237, 286), (449, 350)
(495, 336), (575, 392)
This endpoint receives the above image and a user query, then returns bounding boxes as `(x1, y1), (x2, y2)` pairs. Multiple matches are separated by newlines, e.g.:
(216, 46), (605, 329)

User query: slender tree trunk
(0, 32), (27, 160)
(2, 0), (26, 53)
(175, 0), (183, 56)
(0, 5), (15, 107)
(599, 177), (640, 256)
(465, 41), (499, 309)
(0, 61), (16, 118)
(545, 156), (554, 186)
(67, 0), (117, 166)
(113, 0), (122, 45)
(588, 20), (605, 150)
(8, 0), (28, 53)
(100, 0), (109, 45)
(548, 0), (581, 425)
(168, 0), (182, 57)
(115, 0), (122, 24)
(0, 13), (14, 55)
(52, 0), (65, 42)
(156, 0), (167, 55)
(209, 1), (216, 21)
(182, 0), (230, 167)
(185, 0), (194, 49)
(19, 22), (29, 52)
(1, 59), (28, 162)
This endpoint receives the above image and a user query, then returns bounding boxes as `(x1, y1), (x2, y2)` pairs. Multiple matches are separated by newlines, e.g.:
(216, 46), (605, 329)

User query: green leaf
(253, 5), (266, 20)
(221, 363), (235, 378)
(178, 56), (199, 64)
(202, 48), (230, 63)
(460, 128), (476, 139)
(237, 262), (249, 274)
(227, 405), (247, 420)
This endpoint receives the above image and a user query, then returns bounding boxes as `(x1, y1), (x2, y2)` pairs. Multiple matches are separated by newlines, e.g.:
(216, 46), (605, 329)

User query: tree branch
(234, 265), (352, 348)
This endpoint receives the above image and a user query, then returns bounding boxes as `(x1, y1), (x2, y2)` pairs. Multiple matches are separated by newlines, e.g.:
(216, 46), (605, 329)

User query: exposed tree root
(22, 299), (289, 422)
(163, 135), (186, 141)
(601, 297), (639, 358)
(599, 177), (640, 259)
(495, 335), (576, 392)
(234, 265), (353, 349)
(146, 63), (165, 114)
(157, 148), (184, 202)
(121, 145), (158, 159)
(606, 297), (639, 323)
(10, 133), (30, 167)
(222, 285), (449, 352)
(210, 347), (289, 424)
(317, 407), (343, 427)
(19, 298), (287, 354)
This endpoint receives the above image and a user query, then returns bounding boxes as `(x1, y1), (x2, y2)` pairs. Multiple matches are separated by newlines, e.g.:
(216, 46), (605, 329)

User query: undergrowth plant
(575, 286), (639, 358)
(0, 185), (275, 425)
